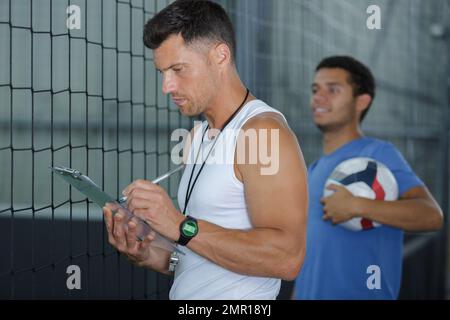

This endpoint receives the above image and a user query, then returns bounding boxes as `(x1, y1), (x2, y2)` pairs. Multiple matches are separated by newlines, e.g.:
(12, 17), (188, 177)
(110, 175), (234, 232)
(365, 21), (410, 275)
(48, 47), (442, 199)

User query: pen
(118, 165), (185, 204)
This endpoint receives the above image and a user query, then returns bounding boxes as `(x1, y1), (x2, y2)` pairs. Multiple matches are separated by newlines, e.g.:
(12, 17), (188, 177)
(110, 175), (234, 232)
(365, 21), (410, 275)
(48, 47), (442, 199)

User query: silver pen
(118, 165), (185, 204)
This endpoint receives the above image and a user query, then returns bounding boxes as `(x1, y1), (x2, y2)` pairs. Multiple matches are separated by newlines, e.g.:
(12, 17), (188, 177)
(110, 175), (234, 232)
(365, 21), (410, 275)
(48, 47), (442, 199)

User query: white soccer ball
(323, 157), (399, 231)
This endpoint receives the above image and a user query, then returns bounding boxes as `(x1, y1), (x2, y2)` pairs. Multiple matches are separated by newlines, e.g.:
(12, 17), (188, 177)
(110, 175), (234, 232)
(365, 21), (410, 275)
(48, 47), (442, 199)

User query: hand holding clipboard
(50, 166), (185, 255)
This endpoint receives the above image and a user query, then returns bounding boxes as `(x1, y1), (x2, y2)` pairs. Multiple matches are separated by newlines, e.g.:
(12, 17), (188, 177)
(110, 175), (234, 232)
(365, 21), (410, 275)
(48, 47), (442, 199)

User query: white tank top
(170, 99), (286, 300)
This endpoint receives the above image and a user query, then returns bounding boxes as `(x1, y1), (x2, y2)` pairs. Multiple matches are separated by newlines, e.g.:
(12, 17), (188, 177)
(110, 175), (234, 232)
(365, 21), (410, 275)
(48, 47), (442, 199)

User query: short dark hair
(316, 56), (376, 123)
(144, 0), (236, 61)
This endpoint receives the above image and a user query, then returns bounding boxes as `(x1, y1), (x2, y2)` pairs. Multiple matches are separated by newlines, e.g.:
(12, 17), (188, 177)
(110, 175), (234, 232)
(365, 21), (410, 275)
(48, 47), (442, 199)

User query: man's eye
(330, 87), (339, 94)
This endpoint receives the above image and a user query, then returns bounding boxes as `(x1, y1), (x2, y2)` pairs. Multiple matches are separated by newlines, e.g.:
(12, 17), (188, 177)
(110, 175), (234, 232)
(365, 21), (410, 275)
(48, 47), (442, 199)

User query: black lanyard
(182, 89), (250, 216)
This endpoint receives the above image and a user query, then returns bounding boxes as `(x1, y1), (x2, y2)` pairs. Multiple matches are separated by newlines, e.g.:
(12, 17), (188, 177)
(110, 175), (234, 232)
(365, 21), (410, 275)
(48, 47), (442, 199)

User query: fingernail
(118, 196), (127, 204)
(105, 203), (114, 210)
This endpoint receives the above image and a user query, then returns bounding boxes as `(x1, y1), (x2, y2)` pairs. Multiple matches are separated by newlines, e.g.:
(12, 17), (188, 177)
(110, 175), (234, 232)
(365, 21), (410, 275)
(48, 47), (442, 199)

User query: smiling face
(153, 34), (220, 117)
(311, 68), (362, 133)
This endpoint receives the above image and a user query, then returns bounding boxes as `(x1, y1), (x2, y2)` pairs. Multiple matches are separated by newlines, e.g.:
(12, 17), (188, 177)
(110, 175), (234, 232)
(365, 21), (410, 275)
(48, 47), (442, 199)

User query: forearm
(140, 246), (173, 276)
(187, 220), (304, 281)
(353, 197), (442, 232)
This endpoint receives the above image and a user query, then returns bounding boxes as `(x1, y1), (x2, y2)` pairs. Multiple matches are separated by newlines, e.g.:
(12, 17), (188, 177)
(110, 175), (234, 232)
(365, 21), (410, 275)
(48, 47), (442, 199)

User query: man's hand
(103, 204), (156, 267)
(321, 184), (358, 225)
(122, 179), (185, 242)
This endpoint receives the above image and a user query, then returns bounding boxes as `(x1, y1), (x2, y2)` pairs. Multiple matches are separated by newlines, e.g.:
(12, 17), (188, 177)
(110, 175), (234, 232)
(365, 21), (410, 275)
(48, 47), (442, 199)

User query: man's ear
(355, 94), (372, 114)
(211, 43), (232, 67)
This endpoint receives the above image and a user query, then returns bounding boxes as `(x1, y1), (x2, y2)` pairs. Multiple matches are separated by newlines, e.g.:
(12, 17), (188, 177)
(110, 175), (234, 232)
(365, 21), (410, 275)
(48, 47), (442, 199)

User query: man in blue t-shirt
(294, 56), (443, 300)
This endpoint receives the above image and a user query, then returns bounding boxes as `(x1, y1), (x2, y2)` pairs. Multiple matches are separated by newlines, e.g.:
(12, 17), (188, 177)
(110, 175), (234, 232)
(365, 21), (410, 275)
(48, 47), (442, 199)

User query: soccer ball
(323, 157), (399, 231)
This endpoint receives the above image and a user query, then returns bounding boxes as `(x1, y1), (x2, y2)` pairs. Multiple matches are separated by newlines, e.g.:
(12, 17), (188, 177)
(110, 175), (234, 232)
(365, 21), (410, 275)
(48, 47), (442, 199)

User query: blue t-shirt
(294, 137), (423, 300)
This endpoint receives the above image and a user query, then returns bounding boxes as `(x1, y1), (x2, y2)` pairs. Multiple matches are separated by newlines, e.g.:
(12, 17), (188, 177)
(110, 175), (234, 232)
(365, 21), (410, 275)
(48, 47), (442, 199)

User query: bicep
(376, 143), (424, 195)
(400, 186), (437, 204)
(239, 118), (308, 232)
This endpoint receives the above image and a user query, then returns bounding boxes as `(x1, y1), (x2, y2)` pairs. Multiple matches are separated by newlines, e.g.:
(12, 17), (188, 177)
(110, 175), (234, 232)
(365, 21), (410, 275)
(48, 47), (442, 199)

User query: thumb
(326, 184), (343, 192)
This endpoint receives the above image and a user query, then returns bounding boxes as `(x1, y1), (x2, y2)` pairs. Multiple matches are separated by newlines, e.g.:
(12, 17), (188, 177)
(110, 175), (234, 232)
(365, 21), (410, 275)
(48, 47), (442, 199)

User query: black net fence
(0, 0), (192, 299)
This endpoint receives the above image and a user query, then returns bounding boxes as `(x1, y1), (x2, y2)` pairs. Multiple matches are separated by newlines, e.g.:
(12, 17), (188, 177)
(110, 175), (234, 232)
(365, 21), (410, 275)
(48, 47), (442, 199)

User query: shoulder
(370, 138), (404, 158)
(358, 137), (401, 156)
(240, 112), (300, 151)
(364, 138), (418, 177)
(369, 137), (397, 149)
(242, 111), (290, 132)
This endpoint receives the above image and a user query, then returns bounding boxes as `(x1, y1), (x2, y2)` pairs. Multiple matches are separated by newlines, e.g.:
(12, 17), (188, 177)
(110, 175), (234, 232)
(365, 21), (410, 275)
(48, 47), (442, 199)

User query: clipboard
(50, 166), (184, 255)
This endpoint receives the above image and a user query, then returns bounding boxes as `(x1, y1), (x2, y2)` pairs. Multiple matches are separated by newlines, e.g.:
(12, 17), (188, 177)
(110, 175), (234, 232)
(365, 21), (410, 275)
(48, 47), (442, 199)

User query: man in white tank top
(103, 0), (308, 300)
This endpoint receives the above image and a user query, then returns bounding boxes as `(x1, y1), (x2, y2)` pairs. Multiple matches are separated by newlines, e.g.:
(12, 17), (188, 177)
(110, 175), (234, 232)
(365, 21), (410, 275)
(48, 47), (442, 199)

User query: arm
(124, 113), (308, 281)
(322, 185), (443, 232)
(186, 113), (308, 280)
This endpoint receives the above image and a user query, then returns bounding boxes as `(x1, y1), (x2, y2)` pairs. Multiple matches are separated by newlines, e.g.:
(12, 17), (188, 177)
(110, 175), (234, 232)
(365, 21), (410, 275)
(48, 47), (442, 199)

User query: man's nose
(312, 91), (327, 105)
(162, 74), (176, 95)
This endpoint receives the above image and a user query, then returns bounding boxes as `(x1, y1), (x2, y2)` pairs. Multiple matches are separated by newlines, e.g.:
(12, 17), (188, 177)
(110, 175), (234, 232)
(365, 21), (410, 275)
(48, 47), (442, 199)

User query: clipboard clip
(52, 166), (82, 179)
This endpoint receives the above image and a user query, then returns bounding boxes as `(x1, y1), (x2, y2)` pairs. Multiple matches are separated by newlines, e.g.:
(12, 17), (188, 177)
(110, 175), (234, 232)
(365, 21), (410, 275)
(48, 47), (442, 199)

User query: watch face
(182, 220), (198, 237)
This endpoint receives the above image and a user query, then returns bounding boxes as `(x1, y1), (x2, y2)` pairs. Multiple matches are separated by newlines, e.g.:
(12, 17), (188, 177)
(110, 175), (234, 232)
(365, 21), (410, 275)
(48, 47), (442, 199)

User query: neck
(203, 71), (253, 130)
(322, 123), (364, 155)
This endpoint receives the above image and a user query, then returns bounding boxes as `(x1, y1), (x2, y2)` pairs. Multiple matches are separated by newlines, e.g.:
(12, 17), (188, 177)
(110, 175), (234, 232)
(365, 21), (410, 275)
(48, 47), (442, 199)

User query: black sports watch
(177, 216), (199, 246)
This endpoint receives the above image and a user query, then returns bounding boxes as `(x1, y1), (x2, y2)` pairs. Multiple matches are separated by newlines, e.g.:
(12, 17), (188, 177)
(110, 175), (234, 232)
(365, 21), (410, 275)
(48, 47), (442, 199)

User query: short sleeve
(373, 142), (424, 196)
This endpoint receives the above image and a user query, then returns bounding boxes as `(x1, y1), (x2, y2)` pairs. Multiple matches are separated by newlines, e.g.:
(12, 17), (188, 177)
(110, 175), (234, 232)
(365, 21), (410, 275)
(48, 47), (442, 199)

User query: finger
(103, 207), (113, 231)
(113, 213), (127, 248)
(128, 197), (155, 213)
(145, 230), (157, 243)
(323, 213), (331, 221)
(126, 190), (161, 209)
(126, 220), (138, 250)
(133, 208), (156, 225)
(128, 187), (163, 200)
(105, 202), (120, 212)
(324, 213), (339, 225)
(123, 179), (158, 197)
(137, 230), (156, 252)
(103, 207), (117, 245)
(125, 188), (154, 202)
(326, 184), (342, 191)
